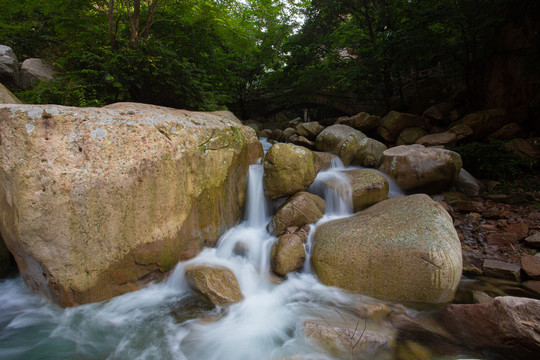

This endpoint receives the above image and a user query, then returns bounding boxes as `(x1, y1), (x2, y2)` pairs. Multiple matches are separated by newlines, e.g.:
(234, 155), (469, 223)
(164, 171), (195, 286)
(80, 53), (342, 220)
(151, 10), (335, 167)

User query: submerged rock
(378, 144), (462, 194)
(303, 320), (396, 360)
(0, 103), (253, 306)
(184, 265), (244, 306)
(311, 194), (462, 303)
(270, 233), (306, 277)
(263, 143), (320, 199)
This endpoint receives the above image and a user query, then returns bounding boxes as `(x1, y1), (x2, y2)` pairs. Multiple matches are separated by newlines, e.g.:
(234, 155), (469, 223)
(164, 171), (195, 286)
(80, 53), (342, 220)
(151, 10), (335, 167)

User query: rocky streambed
(1, 103), (540, 360)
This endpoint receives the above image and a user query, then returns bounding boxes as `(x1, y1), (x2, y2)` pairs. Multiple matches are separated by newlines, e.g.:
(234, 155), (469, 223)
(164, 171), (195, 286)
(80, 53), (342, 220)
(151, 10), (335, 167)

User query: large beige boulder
(353, 137), (387, 167)
(263, 143), (320, 199)
(378, 111), (423, 142)
(267, 192), (325, 236)
(184, 265), (244, 306)
(336, 112), (381, 132)
(311, 194), (462, 303)
(458, 108), (508, 141)
(343, 169), (388, 212)
(270, 233), (306, 277)
(378, 144), (462, 194)
(0, 103), (253, 306)
(0, 83), (21, 104)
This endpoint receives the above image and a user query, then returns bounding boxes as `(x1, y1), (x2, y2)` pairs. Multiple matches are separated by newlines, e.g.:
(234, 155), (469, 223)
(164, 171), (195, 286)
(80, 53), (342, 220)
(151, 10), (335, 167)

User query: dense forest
(1, 0), (539, 124)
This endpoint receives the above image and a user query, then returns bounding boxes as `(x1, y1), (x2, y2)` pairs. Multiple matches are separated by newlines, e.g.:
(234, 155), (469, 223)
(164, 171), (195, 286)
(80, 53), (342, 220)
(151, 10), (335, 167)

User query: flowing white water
(0, 151), (479, 360)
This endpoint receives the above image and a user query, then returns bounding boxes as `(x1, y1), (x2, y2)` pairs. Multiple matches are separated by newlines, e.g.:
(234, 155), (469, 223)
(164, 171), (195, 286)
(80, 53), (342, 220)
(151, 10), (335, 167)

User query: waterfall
(245, 164), (269, 228)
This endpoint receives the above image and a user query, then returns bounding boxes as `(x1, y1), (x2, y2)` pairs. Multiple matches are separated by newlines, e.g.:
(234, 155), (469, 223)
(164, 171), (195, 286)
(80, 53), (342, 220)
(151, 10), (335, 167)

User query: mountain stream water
(0, 140), (485, 360)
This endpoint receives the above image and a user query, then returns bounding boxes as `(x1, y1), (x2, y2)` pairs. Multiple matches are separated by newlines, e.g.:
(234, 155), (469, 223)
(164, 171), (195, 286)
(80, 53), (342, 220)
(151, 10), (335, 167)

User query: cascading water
(0, 148), (482, 360)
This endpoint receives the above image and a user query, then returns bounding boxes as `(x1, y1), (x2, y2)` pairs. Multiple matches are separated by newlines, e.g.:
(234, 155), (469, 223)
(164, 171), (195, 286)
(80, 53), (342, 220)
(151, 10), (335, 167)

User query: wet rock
(396, 127), (427, 146)
(233, 242), (249, 257)
(313, 151), (339, 171)
(389, 312), (456, 345)
(378, 111), (423, 142)
(378, 144), (462, 194)
(184, 265), (244, 306)
(0, 103), (253, 306)
(312, 194), (462, 303)
(303, 320), (396, 360)
(352, 137), (387, 168)
(267, 192), (325, 236)
(336, 112), (381, 132)
(270, 233), (306, 277)
(20, 58), (56, 89)
(343, 169), (389, 212)
(263, 143), (320, 199)
(416, 132), (457, 147)
(295, 121), (324, 140)
(521, 255), (540, 280)
(524, 232), (540, 249)
(454, 168), (485, 197)
(440, 296), (540, 359)
(483, 259), (521, 281)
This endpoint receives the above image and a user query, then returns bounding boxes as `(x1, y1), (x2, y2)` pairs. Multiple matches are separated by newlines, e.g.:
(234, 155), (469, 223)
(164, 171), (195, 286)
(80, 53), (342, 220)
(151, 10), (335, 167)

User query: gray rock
(454, 168), (485, 197)
(0, 45), (19, 87)
(20, 58), (56, 89)
(524, 232), (540, 249)
(483, 259), (521, 281)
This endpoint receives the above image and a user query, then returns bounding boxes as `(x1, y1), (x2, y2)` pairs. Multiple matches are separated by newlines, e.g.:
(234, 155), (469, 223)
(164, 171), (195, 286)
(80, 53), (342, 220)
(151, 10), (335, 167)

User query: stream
(0, 140), (486, 360)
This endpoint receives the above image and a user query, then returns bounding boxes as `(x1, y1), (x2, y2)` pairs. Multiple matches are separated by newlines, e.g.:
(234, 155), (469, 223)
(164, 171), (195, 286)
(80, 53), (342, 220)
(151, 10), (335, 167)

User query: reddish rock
(486, 232), (519, 245)
(521, 255), (540, 280)
(504, 223), (529, 240)
(440, 297), (540, 359)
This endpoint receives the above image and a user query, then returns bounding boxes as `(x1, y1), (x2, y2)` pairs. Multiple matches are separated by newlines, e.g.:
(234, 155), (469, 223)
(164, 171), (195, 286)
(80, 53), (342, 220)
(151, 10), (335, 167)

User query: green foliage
(448, 140), (536, 180)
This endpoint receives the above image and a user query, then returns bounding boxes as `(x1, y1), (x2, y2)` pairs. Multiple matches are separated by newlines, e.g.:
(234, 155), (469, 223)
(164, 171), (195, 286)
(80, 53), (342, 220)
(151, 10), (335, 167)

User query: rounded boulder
(263, 143), (320, 199)
(311, 194), (462, 303)
(378, 144), (462, 194)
